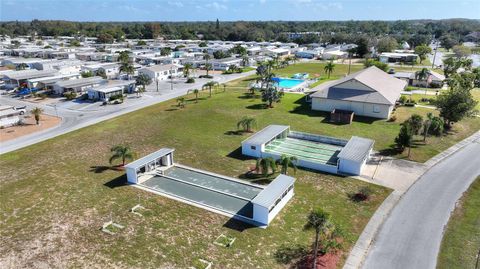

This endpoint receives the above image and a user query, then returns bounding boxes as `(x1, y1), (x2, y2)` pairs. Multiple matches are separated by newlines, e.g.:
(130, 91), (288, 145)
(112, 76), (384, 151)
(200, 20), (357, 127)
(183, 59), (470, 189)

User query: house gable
(332, 79), (375, 92)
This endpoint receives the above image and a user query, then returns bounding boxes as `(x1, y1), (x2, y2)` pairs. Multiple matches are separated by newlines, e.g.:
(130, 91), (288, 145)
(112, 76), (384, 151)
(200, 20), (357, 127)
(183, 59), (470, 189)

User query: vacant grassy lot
(0, 88), (392, 268)
(437, 177), (480, 269)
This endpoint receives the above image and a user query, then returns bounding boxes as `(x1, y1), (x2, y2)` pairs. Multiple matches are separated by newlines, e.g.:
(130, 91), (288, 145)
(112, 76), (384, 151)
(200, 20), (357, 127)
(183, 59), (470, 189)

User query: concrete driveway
(358, 153), (427, 192)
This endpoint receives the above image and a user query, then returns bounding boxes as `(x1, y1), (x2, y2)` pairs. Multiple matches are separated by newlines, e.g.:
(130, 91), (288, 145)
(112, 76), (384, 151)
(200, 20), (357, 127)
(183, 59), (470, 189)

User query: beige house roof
(311, 66), (407, 105)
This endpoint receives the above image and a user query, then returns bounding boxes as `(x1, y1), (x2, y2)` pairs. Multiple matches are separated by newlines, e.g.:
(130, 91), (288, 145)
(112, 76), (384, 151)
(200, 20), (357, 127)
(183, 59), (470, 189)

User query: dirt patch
(300, 252), (341, 269)
(0, 114), (61, 142)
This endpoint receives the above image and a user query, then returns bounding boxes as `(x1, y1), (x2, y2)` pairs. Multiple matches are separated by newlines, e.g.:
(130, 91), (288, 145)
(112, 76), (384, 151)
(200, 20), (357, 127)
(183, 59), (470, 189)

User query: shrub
(186, 77), (195, 83)
(63, 91), (77, 100)
(404, 86), (415, 92)
(388, 115), (397, 122)
(399, 95), (408, 104)
(109, 94), (123, 101)
(404, 101), (416, 107)
(429, 116), (444, 136)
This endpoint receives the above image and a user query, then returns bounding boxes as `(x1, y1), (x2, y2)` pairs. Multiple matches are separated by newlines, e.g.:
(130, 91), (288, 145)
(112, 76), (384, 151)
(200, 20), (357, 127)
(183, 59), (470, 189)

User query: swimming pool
(272, 77), (305, 89)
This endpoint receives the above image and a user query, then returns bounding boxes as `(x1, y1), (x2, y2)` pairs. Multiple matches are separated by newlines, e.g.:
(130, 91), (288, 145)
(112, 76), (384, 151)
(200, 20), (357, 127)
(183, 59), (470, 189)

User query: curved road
(363, 135), (480, 269)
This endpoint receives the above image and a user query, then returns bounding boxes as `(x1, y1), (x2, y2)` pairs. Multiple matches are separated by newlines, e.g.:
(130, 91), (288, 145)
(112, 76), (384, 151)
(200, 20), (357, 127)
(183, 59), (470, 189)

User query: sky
(0, 0), (479, 22)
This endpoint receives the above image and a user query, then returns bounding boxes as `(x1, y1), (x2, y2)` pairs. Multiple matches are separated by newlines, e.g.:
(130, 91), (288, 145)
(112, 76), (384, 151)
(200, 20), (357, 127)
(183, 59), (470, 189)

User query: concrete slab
(359, 153), (427, 192)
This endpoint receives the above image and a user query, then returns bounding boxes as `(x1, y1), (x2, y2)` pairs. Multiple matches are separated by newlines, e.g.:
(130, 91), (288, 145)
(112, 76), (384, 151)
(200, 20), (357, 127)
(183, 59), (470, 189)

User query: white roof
(337, 136), (374, 162)
(140, 64), (183, 73)
(251, 174), (295, 208)
(125, 148), (175, 170)
(242, 125), (290, 146)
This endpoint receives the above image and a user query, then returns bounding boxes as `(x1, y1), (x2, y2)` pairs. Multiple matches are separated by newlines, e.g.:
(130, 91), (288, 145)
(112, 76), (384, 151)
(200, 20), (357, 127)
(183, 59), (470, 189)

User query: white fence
(288, 131), (348, 146)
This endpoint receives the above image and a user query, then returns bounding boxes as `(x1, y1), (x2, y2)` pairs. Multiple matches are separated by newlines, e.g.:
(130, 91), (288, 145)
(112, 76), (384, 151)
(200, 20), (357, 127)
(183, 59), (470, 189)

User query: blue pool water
(272, 77), (305, 88)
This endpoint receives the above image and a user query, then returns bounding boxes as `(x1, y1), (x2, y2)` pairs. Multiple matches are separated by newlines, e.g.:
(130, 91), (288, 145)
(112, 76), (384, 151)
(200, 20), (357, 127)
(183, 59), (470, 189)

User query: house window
(251, 146), (256, 150)
(373, 105), (380, 113)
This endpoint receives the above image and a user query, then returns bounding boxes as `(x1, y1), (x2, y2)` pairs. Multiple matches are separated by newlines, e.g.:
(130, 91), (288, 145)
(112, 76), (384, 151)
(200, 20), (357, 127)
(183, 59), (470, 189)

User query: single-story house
(0, 105), (22, 128)
(379, 52), (418, 64)
(1, 69), (58, 89)
(138, 64), (184, 81)
(53, 76), (106, 95)
(211, 57), (243, 71)
(26, 73), (81, 90)
(392, 70), (445, 88)
(87, 80), (136, 101)
(310, 66), (407, 119)
(81, 63), (121, 79)
(322, 50), (348, 60)
(295, 49), (322, 59)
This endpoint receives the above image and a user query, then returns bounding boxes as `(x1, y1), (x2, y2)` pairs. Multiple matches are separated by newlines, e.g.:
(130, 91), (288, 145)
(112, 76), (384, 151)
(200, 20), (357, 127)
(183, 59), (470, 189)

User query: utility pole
(170, 67), (173, 91)
(156, 78), (159, 92)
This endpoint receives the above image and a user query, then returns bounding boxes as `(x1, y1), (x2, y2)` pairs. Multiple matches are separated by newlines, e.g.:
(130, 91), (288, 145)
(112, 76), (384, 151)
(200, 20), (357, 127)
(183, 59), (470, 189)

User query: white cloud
(167, 1), (184, 8)
(206, 2), (228, 11)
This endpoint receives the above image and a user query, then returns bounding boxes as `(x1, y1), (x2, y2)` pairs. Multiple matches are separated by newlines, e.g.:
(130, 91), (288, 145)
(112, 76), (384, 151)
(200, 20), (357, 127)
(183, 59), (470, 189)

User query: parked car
(13, 106), (27, 115)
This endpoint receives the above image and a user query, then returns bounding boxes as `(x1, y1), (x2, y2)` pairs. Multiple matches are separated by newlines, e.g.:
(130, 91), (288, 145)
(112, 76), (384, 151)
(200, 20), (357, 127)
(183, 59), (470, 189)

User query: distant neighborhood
(1, 18), (479, 269)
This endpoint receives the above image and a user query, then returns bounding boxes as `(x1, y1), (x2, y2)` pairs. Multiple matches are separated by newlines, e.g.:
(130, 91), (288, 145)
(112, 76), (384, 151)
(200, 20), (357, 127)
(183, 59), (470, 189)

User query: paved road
(362, 136), (480, 269)
(0, 70), (255, 154)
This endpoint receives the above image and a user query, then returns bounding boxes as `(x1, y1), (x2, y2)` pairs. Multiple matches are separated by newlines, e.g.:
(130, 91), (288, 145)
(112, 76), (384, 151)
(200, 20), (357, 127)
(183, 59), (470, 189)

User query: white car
(13, 106), (27, 115)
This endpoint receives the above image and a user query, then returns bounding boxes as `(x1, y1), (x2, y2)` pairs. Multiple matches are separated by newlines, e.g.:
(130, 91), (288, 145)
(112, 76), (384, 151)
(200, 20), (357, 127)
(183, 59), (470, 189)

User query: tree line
(1, 19), (479, 46)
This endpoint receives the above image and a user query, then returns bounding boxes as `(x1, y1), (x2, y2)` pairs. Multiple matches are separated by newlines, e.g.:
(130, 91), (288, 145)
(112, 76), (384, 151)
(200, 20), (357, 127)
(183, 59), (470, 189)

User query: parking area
(359, 153), (427, 192)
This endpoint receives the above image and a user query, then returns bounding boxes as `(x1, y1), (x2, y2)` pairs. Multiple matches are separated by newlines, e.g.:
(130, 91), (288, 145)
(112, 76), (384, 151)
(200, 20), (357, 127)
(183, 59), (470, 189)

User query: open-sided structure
(241, 125), (374, 175)
(125, 148), (295, 227)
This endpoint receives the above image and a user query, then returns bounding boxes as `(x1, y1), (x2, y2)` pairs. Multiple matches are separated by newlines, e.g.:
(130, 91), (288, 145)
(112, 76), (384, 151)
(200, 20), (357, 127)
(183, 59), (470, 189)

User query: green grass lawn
(0, 87), (392, 268)
(473, 88), (480, 110)
(437, 177), (480, 269)
(273, 62), (364, 85)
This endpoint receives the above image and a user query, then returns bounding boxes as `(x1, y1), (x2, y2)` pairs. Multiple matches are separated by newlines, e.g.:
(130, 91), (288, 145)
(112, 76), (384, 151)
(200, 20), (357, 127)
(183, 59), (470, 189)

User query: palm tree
(261, 86), (283, 108)
(183, 63), (192, 78)
(236, 116), (257, 133)
(202, 81), (219, 97)
(291, 55), (298, 65)
(30, 107), (43, 125)
(120, 62), (134, 80)
(188, 88), (200, 103)
(423, 112), (434, 142)
(324, 61), (335, 78)
(205, 63), (212, 77)
(255, 157), (277, 176)
(305, 209), (341, 269)
(241, 53), (249, 67)
(109, 145), (134, 166)
(176, 97), (186, 108)
(204, 53), (211, 76)
(415, 68), (430, 92)
(135, 74), (152, 95)
(117, 50), (130, 64)
(277, 154), (298, 175)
